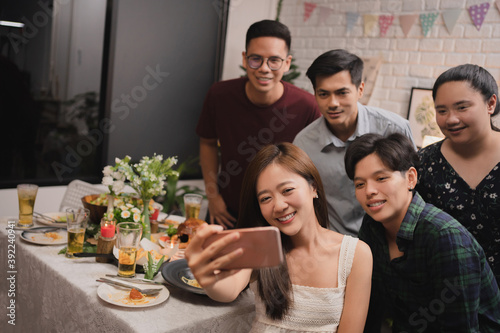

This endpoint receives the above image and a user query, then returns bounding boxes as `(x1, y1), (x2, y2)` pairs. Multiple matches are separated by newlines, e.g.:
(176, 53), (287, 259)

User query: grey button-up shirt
(294, 103), (415, 236)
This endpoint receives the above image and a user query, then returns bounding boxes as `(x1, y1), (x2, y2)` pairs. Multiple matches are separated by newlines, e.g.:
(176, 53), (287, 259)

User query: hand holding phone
(202, 226), (284, 270)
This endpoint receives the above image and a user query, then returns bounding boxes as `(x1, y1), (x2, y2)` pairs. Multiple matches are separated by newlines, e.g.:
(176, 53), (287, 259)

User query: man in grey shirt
(294, 49), (415, 236)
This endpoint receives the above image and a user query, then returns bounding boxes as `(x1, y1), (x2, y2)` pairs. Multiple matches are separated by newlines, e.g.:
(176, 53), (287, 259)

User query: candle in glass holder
(100, 218), (116, 239)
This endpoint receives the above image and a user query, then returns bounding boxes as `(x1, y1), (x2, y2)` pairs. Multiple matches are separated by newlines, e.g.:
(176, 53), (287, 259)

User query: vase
(106, 194), (114, 216)
(141, 196), (152, 240)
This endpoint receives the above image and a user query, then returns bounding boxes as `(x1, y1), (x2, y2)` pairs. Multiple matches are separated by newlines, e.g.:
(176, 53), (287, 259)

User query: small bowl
(81, 194), (108, 224)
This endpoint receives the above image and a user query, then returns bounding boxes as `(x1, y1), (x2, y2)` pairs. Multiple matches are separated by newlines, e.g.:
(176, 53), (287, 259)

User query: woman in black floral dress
(417, 64), (500, 285)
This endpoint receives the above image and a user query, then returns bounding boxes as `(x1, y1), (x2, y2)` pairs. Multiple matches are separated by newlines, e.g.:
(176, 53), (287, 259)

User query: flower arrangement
(101, 154), (179, 240)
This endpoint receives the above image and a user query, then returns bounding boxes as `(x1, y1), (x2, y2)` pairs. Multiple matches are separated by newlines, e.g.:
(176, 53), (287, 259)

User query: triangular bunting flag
(468, 2), (490, 31)
(496, 0), (500, 14)
(364, 14), (379, 36)
(399, 14), (418, 37)
(442, 9), (462, 34)
(318, 6), (334, 24)
(379, 15), (394, 37)
(420, 12), (439, 37)
(304, 2), (317, 22)
(346, 12), (360, 32)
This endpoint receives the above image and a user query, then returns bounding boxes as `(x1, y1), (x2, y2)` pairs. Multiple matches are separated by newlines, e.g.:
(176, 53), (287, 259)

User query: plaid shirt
(359, 192), (500, 333)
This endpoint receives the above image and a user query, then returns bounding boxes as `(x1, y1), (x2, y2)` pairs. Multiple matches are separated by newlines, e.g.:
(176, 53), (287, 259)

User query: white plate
(97, 282), (170, 308)
(35, 212), (68, 228)
(158, 215), (185, 229)
(20, 227), (67, 245)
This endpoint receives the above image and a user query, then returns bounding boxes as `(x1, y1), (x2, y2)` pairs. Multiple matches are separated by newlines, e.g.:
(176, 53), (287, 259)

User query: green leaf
(144, 251), (154, 280)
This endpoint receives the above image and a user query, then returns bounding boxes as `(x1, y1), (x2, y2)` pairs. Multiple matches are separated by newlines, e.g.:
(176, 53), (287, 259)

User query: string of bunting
(302, 1), (500, 37)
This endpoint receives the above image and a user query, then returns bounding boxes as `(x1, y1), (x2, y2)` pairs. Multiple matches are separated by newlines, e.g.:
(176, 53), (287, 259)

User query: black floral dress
(417, 140), (500, 285)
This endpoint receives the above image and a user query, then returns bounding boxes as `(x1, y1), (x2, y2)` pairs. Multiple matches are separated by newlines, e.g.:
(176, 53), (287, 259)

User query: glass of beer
(17, 184), (39, 228)
(65, 208), (89, 258)
(116, 222), (142, 277)
(184, 194), (203, 219)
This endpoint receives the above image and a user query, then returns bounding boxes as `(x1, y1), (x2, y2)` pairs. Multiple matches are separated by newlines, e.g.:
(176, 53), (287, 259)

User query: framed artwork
(407, 87), (443, 148)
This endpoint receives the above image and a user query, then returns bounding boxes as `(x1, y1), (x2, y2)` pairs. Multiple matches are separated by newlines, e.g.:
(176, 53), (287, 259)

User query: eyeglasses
(246, 55), (285, 71)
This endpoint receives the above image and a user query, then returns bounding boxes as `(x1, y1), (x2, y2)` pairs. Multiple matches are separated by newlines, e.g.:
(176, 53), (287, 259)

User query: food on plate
(164, 219), (181, 226)
(45, 232), (63, 240)
(181, 276), (202, 289)
(137, 248), (164, 261)
(30, 231), (63, 242)
(176, 218), (205, 249)
(129, 288), (144, 300)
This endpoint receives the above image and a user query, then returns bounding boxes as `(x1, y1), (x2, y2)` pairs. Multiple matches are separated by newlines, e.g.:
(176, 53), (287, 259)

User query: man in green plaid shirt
(345, 133), (500, 332)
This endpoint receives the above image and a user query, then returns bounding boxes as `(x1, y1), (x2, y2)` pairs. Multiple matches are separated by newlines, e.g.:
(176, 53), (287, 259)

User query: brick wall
(279, 0), (500, 120)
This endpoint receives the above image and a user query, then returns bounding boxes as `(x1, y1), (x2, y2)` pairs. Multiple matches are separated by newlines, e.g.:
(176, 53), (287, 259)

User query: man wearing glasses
(196, 20), (320, 228)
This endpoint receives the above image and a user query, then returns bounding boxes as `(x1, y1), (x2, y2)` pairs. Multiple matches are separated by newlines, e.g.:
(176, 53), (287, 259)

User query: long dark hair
(433, 64), (500, 131)
(237, 143), (328, 320)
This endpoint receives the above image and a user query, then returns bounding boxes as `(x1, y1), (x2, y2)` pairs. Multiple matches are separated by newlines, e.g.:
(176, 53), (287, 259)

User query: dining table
(0, 183), (255, 333)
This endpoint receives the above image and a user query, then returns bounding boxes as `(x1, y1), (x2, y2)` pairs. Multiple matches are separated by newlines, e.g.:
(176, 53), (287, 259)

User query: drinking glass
(65, 208), (89, 258)
(163, 237), (180, 259)
(116, 222), (143, 277)
(17, 184), (38, 228)
(183, 194), (203, 219)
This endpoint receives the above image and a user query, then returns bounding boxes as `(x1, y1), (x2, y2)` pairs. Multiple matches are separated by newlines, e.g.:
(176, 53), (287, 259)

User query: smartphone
(202, 226), (284, 270)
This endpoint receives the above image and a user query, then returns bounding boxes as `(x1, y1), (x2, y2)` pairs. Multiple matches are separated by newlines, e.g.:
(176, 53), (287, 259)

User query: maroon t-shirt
(196, 77), (320, 216)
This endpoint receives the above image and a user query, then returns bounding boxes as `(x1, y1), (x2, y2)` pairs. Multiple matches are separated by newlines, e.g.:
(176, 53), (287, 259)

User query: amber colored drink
(18, 197), (36, 226)
(66, 228), (85, 258)
(17, 184), (38, 228)
(118, 247), (138, 277)
(185, 203), (201, 219)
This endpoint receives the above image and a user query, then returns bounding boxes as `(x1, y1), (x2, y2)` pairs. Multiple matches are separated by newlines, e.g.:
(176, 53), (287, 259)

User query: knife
(105, 274), (165, 285)
(73, 253), (115, 259)
(98, 277), (163, 291)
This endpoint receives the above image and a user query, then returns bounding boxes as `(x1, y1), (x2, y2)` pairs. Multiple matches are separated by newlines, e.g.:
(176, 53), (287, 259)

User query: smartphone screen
(202, 226), (284, 270)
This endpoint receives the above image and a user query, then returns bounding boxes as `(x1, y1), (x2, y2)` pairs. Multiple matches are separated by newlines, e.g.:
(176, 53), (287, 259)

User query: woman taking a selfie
(186, 142), (372, 332)
(417, 64), (500, 285)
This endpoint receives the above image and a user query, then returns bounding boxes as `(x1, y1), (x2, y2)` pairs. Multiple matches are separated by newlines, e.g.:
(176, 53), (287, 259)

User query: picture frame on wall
(407, 87), (444, 148)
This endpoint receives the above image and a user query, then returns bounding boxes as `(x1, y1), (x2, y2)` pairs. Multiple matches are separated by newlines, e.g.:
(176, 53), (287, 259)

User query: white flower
(477, 224), (483, 230)
(490, 193), (498, 199)
(112, 180), (125, 193)
(133, 213), (141, 222)
(103, 166), (113, 176)
(445, 183), (450, 189)
(131, 207), (140, 214)
(121, 211), (131, 219)
(112, 171), (125, 181)
(102, 176), (114, 186)
(457, 204), (464, 210)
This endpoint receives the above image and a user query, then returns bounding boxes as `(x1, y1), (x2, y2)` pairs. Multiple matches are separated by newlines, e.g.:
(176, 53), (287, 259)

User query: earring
(314, 193), (319, 198)
(408, 187), (413, 192)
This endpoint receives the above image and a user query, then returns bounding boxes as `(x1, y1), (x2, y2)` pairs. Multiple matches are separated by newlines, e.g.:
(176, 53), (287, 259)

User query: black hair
(306, 49), (364, 90)
(245, 20), (291, 52)
(345, 133), (419, 180)
(433, 64), (500, 131)
(237, 142), (328, 320)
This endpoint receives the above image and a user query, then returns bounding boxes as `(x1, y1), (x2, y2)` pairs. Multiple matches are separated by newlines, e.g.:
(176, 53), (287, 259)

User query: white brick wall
(279, 0), (500, 119)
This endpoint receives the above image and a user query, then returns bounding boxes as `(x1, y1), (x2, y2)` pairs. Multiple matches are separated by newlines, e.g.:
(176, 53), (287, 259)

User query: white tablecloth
(0, 217), (254, 333)
(0, 183), (254, 333)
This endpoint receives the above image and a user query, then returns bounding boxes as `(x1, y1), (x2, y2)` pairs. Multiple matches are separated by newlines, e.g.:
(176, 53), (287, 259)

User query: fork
(33, 212), (60, 223)
(97, 277), (163, 296)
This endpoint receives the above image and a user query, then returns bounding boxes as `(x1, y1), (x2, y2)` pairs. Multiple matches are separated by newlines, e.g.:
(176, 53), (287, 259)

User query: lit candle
(100, 219), (116, 239)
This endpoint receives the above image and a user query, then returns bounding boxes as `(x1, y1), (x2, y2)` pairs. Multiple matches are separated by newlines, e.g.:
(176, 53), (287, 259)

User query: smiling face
(314, 70), (364, 139)
(256, 163), (317, 236)
(434, 81), (496, 145)
(353, 153), (416, 227)
(242, 37), (291, 105)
